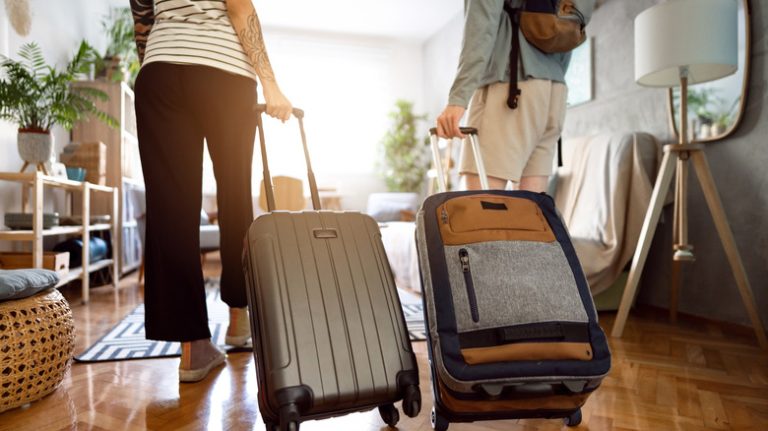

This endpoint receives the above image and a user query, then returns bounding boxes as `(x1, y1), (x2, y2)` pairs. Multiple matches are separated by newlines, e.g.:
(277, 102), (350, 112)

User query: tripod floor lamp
(610, 0), (768, 349)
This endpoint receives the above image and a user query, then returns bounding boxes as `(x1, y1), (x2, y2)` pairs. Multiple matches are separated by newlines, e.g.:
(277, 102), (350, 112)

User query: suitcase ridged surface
(244, 211), (417, 422)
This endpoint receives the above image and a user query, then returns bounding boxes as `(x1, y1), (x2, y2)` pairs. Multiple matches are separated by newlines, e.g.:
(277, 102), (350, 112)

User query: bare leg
(518, 175), (549, 193)
(462, 173), (508, 191)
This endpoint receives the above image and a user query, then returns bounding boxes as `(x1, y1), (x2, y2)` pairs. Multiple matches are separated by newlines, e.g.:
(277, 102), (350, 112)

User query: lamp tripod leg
(671, 161), (682, 323)
(689, 150), (768, 350)
(612, 149), (678, 338)
(671, 154), (695, 322)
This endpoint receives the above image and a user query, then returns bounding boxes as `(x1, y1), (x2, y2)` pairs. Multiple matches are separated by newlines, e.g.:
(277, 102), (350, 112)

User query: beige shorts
(459, 79), (568, 183)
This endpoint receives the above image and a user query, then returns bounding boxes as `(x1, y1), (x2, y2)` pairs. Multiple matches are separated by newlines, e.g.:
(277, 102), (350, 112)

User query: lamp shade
(634, 0), (737, 87)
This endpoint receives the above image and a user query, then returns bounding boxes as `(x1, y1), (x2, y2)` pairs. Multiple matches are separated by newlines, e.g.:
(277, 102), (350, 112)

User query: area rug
(75, 279), (426, 363)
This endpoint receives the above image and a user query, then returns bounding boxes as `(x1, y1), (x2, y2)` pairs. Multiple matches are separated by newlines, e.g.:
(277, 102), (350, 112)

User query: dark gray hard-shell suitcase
(242, 105), (421, 431)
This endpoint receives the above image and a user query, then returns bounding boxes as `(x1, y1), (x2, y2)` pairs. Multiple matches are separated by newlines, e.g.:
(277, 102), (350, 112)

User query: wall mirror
(668, 0), (750, 142)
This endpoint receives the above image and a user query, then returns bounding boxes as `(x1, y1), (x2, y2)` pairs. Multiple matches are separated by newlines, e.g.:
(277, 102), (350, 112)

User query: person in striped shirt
(130, 0), (291, 382)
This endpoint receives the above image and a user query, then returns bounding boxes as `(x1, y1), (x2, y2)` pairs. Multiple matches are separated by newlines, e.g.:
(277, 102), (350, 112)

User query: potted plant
(0, 41), (116, 173)
(371, 100), (430, 221)
(94, 7), (140, 84)
(379, 99), (430, 193)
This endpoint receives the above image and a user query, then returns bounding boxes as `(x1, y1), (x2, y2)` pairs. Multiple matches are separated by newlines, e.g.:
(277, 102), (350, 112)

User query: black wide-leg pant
(135, 63), (257, 341)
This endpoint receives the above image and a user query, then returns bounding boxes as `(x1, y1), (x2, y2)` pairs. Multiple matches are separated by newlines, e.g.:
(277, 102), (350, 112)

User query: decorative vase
(17, 129), (54, 172)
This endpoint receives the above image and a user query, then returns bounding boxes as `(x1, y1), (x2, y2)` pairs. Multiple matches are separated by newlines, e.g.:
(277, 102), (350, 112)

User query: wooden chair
(259, 176), (305, 212)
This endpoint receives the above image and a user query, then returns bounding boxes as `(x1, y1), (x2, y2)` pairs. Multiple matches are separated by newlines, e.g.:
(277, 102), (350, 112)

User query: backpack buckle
(507, 88), (521, 110)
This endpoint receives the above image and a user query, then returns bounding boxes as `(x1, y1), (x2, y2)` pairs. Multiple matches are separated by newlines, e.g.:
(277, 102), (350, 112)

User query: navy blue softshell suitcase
(417, 127), (611, 430)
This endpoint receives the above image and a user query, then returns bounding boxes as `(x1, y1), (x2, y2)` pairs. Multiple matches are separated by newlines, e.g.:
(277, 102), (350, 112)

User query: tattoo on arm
(239, 11), (276, 82)
(130, 0), (155, 64)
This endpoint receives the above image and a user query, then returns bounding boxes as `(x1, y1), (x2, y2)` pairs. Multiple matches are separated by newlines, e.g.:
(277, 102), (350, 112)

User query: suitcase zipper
(459, 248), (480, 322)
(441, 207), (449, 224)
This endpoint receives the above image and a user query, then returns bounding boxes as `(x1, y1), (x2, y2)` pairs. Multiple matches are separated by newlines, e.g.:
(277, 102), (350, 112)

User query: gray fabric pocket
(445, 241), (588, 333)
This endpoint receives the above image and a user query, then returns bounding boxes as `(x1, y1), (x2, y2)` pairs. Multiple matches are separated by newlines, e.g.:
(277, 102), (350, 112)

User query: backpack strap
(504, 2), (522, 110)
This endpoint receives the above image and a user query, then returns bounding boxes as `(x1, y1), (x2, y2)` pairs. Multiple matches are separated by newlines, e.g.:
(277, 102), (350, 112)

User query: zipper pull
(441, 207), (449, 224)
(459, 249), (470, 272)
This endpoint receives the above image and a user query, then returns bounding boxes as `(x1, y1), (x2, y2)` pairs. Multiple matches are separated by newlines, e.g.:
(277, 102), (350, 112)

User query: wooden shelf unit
(0, 172), (119, 303)
(72, 80), (145, 276)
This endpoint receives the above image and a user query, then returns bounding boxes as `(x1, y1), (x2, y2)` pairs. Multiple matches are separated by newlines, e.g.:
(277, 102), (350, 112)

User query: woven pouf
(0, 288), (75, 413)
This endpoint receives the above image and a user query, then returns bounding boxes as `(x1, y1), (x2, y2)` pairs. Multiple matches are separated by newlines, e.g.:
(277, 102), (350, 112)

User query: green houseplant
(0, 41), (116, 172)
(94, 7), (140, 84)
(379, 99), (430, 193)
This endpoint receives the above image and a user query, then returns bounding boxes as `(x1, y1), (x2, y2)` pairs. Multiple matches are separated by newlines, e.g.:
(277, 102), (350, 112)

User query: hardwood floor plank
(655, 372), (678, 407)
(676, 379), (704, 420)
(698, 389), (730, 429)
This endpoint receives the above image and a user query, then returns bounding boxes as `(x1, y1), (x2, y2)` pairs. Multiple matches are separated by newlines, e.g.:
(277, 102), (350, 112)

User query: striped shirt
(144, 0), (257, 80)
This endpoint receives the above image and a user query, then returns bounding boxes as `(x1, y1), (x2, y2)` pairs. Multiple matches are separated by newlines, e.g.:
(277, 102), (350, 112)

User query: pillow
(0, 269), (59, 302)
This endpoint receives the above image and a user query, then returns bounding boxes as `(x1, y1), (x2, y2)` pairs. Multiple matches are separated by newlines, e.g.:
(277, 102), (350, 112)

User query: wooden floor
(2, 255), (767, 431)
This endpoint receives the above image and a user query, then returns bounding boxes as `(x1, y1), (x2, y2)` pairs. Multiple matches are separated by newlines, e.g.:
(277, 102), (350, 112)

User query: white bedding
(379, 221), (421, 293)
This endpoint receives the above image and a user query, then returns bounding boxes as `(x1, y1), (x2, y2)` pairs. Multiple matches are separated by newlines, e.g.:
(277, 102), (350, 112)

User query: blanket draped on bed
(554, 133), (661, 295)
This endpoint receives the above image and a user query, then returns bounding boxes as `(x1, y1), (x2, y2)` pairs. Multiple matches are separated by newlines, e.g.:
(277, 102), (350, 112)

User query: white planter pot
(17, 130), (54, 163)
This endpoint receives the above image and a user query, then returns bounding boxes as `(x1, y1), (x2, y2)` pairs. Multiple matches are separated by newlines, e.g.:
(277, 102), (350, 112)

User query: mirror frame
(666, 0), (751, 143)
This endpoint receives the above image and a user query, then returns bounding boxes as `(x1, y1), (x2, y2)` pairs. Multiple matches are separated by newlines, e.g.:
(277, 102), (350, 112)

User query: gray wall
(426, 0), (767, 327)
(423, 13), (463, 121)
(568, 0), (767, 327)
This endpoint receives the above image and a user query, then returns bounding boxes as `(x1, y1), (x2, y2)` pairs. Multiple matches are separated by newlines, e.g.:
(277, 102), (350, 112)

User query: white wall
(1, 2), (434, 219)
(0, 1), (118, 248)
(223, 27), (427, 212)
(422, 13), (463, 122)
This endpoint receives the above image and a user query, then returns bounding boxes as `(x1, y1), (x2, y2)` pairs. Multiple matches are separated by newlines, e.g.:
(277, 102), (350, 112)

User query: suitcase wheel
(279, 404), (300, 431)
(402, 384), (422, 418)
(264, 422), (278, 431)
(564, 409), (582, 427)
(378, 403), (400, 427)
(431, 407), (449, 431)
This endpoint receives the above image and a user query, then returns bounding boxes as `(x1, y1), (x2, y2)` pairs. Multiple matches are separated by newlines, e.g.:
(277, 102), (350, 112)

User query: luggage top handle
(255, 104), (322, 212)
(428, 127), (490, 192)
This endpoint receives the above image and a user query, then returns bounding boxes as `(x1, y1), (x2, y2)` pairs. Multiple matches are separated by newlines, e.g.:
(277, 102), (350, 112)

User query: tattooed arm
(228, 0), (292, 122)
(129, 0), (155, 64)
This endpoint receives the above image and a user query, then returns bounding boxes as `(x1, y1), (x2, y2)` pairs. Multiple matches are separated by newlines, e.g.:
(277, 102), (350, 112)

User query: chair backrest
(259, 176), (305, 212)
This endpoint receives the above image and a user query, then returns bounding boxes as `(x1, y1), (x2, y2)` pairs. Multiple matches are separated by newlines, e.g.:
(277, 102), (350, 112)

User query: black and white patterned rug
(75, 280), (426, 363)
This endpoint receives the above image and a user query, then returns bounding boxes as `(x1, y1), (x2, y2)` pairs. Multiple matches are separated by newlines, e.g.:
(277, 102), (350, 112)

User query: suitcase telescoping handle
(255, 104), (321, 212)
(428, 127), (490, 192)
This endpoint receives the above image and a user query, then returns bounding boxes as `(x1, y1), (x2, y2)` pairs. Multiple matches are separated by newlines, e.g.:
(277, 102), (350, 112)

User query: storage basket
(60, 141), (107, 185)
(0, 289), (75, 413)
(0, 251), (70, 276)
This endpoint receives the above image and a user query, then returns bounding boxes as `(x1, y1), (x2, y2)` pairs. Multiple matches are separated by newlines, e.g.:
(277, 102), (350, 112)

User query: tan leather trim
(520, 12), (586, 53)
(461, 342), (593, 364)
(438, 380), (589, 412)
(437, 195), (555, 245)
